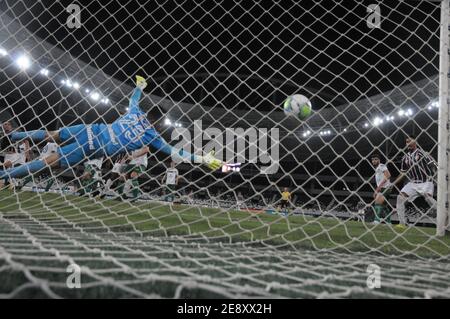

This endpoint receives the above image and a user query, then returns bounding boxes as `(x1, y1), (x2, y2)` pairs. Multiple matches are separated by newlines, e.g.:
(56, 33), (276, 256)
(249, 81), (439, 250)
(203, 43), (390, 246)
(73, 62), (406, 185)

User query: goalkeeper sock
(0, 160), (46, 179)
(11, 130), (47, 142)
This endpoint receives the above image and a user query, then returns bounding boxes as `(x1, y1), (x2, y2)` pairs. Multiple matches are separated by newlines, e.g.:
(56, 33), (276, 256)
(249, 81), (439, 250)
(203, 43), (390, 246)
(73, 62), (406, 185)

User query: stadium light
(397, 110), (405, 117)
(126, 107), (129, 111)
(73, 82), (80, 90)
(90, 92), (100, 101)
(164, 118), (172, 126)
(0, 48), (7, 56)
(65, 80), (73, 88)
(364, 122), (369, 128)
(85, 88), (90, 93)
(373, 117), (383, 126)
(39, 68), (49, 76)
(406, 108), (413, 116)
(15, 54), (31, 70)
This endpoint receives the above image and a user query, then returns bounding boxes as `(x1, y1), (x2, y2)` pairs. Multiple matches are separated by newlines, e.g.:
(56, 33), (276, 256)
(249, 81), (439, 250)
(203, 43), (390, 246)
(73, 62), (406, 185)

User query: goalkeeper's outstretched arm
(149, 134), (222, 171)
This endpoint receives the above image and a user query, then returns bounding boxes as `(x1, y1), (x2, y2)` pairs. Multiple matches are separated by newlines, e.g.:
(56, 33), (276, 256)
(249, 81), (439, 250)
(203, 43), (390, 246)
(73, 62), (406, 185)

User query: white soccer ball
(283, 94), (312, 120)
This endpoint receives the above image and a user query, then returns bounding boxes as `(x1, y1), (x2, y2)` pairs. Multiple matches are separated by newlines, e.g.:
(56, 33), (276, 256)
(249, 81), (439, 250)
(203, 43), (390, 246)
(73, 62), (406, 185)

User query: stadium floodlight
(85, 88), (90, 93)
(65, 80), (73, 88)
(364, 122), (369, 128)
(126, 107), (129, 111)
(15, 54), (31, 70)
(0, 48), (7, 56)
(90, 92), (100, 101)
(398, 109), (405, 117)
(407, 108), (414, 116)
(39, 68), (49, 76)
(373, 117), (383, 126)
(101, 98), (109, 104)
(164, 118), (172, 126)
(73, 82), (80, 90)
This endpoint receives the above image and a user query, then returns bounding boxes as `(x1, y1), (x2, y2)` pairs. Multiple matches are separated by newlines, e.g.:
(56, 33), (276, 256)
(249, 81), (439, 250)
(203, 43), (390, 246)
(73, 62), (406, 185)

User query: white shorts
(400, 182), (434, 201)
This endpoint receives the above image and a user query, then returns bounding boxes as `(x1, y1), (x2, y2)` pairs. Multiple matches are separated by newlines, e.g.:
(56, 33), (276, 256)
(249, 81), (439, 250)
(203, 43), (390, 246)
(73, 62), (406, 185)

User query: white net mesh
(0, 0), (449, 298)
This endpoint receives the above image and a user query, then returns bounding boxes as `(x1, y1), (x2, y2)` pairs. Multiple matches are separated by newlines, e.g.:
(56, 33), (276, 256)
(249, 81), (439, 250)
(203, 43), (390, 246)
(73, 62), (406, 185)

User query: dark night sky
(0, 0), (441, 110)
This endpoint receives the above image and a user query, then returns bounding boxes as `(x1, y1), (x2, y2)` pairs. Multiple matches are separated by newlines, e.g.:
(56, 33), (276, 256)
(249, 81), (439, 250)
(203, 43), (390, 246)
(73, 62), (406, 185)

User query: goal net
(0, 0), (449, 298)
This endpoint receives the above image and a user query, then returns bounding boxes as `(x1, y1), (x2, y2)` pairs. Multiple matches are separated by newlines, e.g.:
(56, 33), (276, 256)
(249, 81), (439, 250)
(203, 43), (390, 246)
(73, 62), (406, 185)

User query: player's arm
(149, 135), (222, 170)
(375, 168), (391, 193)
(127, 76), (147, 114)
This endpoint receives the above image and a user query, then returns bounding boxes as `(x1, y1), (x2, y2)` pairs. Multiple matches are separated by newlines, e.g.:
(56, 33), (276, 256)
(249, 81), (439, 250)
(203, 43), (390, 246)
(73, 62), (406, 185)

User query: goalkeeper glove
(200, 151), (222, 171)
(136, 75), (147, 90)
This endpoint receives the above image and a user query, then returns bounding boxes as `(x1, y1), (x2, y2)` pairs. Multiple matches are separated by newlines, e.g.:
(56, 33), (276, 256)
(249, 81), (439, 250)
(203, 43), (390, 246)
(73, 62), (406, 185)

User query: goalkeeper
(0, 76), (222, 180)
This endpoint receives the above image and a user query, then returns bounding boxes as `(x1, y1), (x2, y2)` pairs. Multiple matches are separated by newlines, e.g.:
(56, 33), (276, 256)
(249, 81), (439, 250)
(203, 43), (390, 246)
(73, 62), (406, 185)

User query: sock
(117, 181), (124, 195)
(11, 130), (47, 142)
(425, 196), (437, 210)
(383, 205), (391, 223)
(45, 178), (55, 192)
(105, 179), (113, 191)
(396, 195), (407, 225)
(18, 175), (33, 190)
(0, 160), (46, 179)
(131, 178), (140, 198)
(374, 204), (382, 223)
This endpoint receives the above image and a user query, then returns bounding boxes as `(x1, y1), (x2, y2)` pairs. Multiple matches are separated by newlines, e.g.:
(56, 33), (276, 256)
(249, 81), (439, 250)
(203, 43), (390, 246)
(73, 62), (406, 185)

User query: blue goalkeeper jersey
(97, 87), (194, 161)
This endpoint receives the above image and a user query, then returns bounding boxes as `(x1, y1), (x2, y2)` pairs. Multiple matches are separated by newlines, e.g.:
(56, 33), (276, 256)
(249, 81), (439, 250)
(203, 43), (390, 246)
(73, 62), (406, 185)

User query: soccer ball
(283, 94), (312, 120)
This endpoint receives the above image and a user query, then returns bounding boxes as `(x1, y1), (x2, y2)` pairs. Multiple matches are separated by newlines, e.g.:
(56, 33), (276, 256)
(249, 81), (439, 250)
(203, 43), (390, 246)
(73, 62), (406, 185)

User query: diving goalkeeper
(0, 76), (222, 180)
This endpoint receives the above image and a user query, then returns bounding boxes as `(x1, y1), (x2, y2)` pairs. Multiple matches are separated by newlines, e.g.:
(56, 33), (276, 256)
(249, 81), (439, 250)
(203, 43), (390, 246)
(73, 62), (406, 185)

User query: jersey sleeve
(149, 134), (199, 163)
(127, 87), (143, 114)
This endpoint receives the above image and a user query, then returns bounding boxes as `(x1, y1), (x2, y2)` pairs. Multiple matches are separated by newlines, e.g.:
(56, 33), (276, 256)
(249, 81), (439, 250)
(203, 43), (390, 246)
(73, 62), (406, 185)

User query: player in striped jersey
(390, 135), (437, 230)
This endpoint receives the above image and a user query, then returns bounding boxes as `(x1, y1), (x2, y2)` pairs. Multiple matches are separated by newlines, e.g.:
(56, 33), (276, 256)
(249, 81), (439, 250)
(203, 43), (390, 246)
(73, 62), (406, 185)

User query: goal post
(437, 0), (450, 236)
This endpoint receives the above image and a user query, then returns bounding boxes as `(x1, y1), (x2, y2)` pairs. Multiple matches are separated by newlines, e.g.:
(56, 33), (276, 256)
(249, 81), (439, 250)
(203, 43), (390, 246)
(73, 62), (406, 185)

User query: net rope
(0, 0), (449, 298)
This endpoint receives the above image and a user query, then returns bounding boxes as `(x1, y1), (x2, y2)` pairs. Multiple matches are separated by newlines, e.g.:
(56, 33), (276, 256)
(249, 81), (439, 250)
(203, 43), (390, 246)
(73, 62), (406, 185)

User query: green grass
(1, 190), (450, 258)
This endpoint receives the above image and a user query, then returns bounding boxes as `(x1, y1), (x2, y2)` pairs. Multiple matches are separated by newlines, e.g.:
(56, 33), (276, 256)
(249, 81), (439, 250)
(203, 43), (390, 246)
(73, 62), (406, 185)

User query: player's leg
(396, 193), (408, 227)
(129, 166), (143, 200)
(10, 124), (86, 145)
(0, 152), (60, 180)
(420, 182), (436, 214)
(396, 183), (417, 229)
(373, 194), (384, 224)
